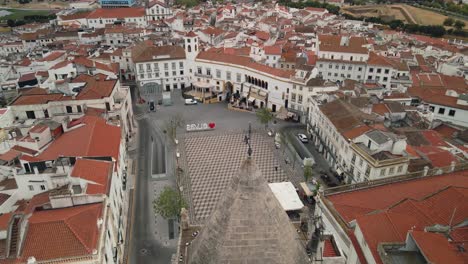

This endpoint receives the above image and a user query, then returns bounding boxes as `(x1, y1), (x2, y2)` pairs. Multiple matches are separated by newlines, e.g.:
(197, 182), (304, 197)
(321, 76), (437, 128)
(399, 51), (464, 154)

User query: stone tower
(187, 158), (311, 264)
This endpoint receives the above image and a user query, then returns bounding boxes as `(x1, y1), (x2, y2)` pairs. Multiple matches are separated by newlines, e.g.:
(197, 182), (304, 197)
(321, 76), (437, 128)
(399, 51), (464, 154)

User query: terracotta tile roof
(255, 31), (270, 41)
(367, 52), (393, 67)
(186, 31), (197, 37)
(23, 190), (52, 214)
(372, 103), (389, 116)
(323, 238), (339, 257)
(342, 125), (372, 140)
(87, 7), (145, 19)
(383, 92), (411, 100)
(264, 45), (282, 55)
(327, 171), (468, 223)
(11, 74), (116, 106)
(24, 116), (120, 162)
(329, 173), (468, 264)
(201, 26), (225, 37)
(0, 193), (11, 207)
(319, 35), (368, 54)
(420, 130), (448, 147)
(18, 73), (37, 83)
(29, 124), (48, 134)
(408, 87), (468, 110)
(132, 44), (186, 63)
(319, 99), (376, 138)
(223, 47), (250, 56)
(11, 145), (38, 156)
(72, 74), (117, 100)
(35, 71), (49, 78)
(0, 178), (18, 191)
(356, 186), (468, 264)
(71, 159), (113, 195)
(49, 60), (72, 70)
(197, 51), (294, 78)
(433, 124), (460, 139)
(411, 231), (465, 264)
(356, 211), (426, 264)
(411, 73), (468, 93)
(0, 212), (12, 230)
(21, 203), (103, 262)
(414, 145), (458, 167)
(38, 51), (65, 62)
(0, 149), (21, 162)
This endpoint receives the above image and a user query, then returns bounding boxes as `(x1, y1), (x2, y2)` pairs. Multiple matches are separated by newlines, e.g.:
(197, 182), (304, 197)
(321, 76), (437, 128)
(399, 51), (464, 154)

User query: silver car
(297, 133), (308, 143)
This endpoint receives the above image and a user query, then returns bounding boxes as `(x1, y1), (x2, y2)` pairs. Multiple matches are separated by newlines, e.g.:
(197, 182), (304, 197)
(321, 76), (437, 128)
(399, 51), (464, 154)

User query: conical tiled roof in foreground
(189, 158), (310, 264)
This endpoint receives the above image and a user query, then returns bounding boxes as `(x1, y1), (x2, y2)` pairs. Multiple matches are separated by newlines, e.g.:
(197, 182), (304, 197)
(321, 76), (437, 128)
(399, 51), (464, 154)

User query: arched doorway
(224, 81), (234, 102)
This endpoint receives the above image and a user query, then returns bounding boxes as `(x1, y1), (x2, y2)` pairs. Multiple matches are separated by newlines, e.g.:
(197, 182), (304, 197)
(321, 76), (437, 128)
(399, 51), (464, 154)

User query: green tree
(164, 113), (185, 142)
(176, 0), (199, 7)
(389, 19), (404, 30)
(444, 17), (455, 26)
(256, 107), (273, 130)
(304, 165), (313, 182)
(153, 186), (187, 220)
(313, 182), (321, 196)
(454, 20), (466, 30)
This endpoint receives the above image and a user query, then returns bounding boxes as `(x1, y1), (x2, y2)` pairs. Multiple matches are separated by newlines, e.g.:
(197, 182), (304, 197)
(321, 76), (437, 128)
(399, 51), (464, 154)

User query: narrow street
(127, 87), (178, 264)
(281, 126), (341, 187)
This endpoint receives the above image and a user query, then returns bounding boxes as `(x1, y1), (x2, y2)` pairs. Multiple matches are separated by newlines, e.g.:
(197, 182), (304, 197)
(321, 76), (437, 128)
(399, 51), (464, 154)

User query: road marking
(151, 174), (167, 180)
(135, 113), (147, 120)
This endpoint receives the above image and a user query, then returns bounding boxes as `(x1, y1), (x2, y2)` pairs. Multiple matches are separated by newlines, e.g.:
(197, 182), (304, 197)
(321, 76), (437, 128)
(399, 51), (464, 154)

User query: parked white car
(297, 133), (308, 143)
(185, 98), (198, 105)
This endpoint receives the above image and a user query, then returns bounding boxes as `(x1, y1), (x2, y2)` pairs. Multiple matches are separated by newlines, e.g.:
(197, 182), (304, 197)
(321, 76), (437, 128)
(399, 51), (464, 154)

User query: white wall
(429, 103), (468, 127)
(135, 59), (188, 90)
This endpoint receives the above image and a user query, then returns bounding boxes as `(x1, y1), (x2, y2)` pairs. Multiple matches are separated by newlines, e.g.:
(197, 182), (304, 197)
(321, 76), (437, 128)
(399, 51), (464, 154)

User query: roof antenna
(244, 122), (252, 158)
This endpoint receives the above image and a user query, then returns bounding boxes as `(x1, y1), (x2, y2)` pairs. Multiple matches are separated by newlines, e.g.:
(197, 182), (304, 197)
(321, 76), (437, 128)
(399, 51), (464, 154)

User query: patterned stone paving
(184, 132), (288, 223)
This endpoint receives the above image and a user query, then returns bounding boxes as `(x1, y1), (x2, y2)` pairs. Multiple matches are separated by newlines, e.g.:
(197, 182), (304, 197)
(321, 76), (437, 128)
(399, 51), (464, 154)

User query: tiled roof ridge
(386, 185), (455, 209)
(389, 198), (435, 224)
(83, 118), (99, 157)
(385, 186), (468, 226)
(63, 204), (101, 253)
(383, 211), (407, 241)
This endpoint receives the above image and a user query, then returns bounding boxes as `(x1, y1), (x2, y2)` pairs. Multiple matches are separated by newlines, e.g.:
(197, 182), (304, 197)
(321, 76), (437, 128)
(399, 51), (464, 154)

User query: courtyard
(140, 91), (303, 225)
(184, 132), (288, 223)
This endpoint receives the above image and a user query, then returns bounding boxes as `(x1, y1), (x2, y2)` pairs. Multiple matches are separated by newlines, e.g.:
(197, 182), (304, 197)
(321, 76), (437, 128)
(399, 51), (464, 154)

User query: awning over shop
(250, 92), (266, 101)
(336, 168), (343, 175)
(192, 81), (214, 89)
(300, 182), (313, 197)
(269, 182), (304, 211)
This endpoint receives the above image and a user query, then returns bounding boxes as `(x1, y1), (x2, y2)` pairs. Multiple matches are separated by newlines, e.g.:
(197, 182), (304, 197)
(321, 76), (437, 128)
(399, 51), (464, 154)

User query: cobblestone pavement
(183, 132), (288, 224)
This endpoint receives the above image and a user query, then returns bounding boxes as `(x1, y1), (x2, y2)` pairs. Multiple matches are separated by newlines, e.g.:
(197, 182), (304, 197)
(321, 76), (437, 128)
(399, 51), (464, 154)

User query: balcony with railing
(194, 72), (212, 78)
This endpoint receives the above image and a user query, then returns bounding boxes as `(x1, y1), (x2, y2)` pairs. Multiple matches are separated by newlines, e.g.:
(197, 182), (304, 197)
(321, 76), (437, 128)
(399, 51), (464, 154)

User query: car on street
(185, 98), (198, 105)
(297, 133), (308, 143)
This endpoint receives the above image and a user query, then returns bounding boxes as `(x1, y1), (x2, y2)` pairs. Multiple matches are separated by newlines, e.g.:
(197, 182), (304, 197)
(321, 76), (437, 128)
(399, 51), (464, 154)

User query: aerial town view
(0, 0), (467, 263)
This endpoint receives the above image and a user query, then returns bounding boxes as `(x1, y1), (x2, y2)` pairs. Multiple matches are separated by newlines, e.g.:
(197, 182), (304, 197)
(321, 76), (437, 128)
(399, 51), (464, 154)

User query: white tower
(184, 31), (199, 62)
